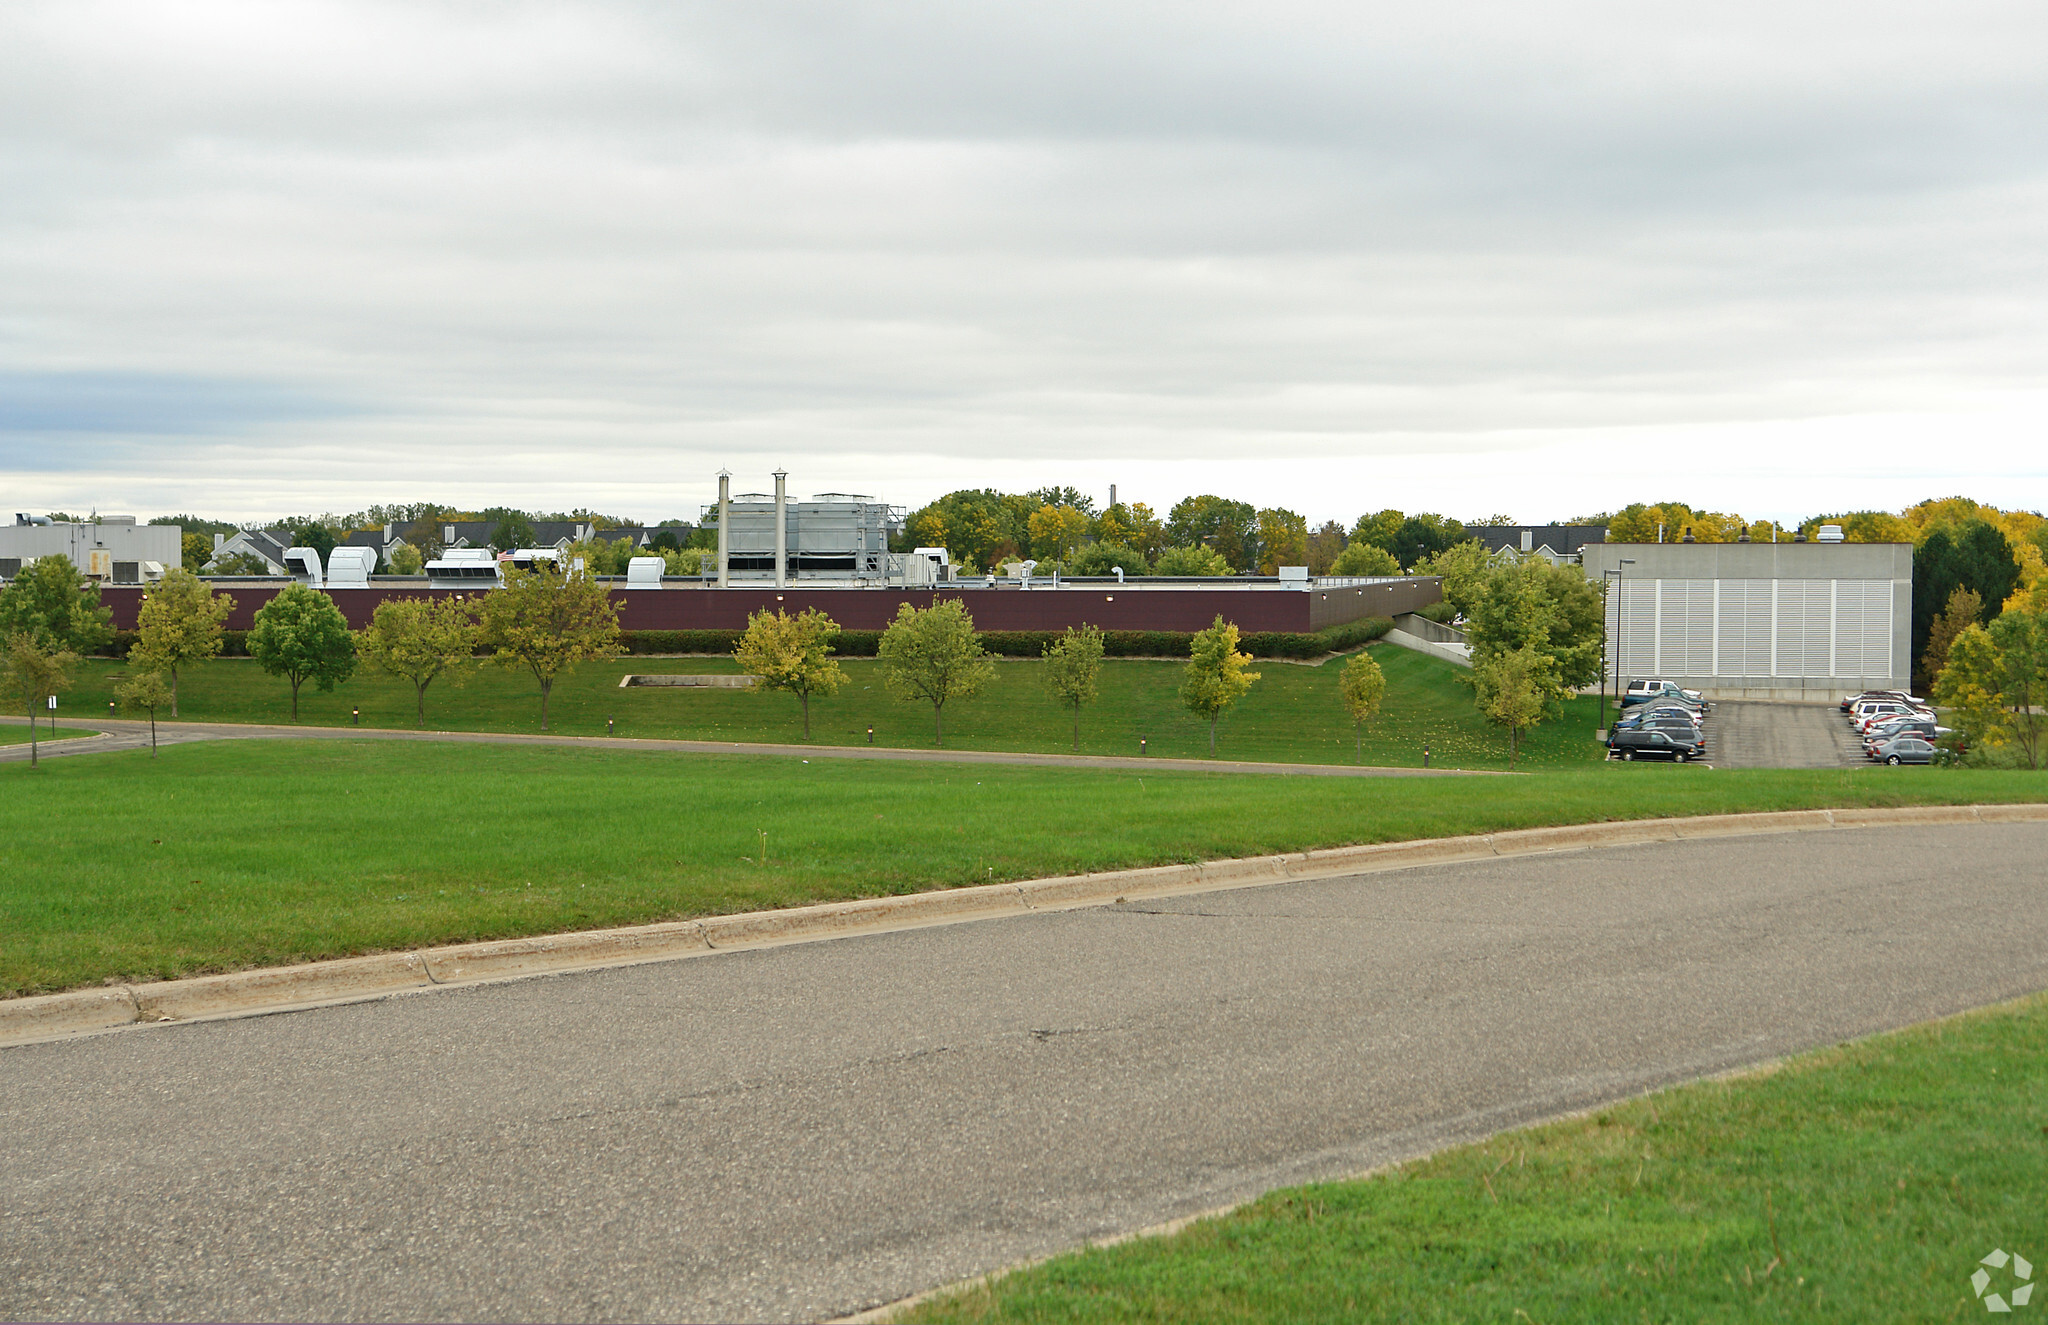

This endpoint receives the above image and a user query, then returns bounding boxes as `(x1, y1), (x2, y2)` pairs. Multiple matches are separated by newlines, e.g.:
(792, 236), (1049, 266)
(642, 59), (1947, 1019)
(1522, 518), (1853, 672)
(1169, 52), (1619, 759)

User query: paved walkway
(0, 715), (1487, 778)
(4, 822), (2043, 1322)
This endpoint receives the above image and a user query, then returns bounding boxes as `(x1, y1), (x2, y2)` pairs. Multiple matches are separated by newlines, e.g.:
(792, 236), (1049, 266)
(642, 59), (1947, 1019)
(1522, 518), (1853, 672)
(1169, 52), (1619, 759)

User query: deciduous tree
(1337, 650), (1386, 763)
(249, 584), (358, 718)
(878, 599), (995, 746)
(735, 607), (847, 740)
(0, 556), (112, 654)
(1330, 542), (1400, 578)
(1255, 508), (1309, 574)
(476, 561), (623, 731)
(131, 568), (234, 717)
(1026, 504), (1091, 564)
(1041, 624), (1105, 752)
(356, 596), (478, 728)
(1067, 543), (1147, 577)
(1181, 616), (1261, 755)
(1410, 539), (1491, 618)
(114, 669), (174, 757)
(1151, 545), (1231, 577)
(1934, 609), (2048, 769)
(1920, 586), (1983, 689)
(1, 630), (79, 766)
(1472, 643), (1560, 766)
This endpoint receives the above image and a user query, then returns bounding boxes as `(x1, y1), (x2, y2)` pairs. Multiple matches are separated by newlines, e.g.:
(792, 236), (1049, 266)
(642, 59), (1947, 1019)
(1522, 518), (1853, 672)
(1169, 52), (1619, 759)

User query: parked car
(1863, 717), (1944, 748)
(1608, 727), (1708, 762)
(1869, 735), (1937, 765)
(1855, 704), (1933, 734)
(1623, 678), (1706, 708)
(1850, 697), (1928, 725)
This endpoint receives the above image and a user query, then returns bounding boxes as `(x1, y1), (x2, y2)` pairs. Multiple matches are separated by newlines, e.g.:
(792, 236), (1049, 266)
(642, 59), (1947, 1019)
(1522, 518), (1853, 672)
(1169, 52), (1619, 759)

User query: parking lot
(1704, 701), (1866, 769)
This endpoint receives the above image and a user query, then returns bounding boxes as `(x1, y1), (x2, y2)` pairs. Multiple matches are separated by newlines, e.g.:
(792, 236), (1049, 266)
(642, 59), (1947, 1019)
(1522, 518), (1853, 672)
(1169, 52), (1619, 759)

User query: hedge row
(97, 618), (1391, 663)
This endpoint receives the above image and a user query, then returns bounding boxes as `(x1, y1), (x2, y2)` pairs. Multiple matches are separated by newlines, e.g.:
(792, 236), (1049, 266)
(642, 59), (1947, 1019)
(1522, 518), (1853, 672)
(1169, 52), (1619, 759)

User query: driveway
(4, 822), (2045, 1322)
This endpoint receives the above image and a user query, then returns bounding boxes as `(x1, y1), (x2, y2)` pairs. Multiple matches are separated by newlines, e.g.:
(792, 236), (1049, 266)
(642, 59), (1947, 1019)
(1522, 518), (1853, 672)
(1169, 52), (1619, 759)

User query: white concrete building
(1581, 542), (1912, 701)
(1, 516), (180, 583)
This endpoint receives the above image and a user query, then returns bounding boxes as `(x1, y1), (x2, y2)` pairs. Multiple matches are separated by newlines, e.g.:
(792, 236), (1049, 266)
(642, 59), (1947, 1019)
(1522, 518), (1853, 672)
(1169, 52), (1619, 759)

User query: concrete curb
(5, 802), (2044, 1049)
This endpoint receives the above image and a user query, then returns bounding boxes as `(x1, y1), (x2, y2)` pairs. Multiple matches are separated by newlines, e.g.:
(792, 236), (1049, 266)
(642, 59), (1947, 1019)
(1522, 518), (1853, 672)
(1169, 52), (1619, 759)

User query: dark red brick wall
(100, 578), (1441, 635)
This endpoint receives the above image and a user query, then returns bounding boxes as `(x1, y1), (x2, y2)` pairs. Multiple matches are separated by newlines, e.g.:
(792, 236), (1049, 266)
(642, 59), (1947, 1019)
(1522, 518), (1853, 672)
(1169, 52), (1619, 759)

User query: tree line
(902, 487), (1472, 578)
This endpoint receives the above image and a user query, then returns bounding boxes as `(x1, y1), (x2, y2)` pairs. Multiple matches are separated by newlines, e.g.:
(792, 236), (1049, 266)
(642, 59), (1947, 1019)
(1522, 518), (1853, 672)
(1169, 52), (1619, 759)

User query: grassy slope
(903, 993), (2048, 1324)
(57, 645), (1602, 770)
(2, 739), (2040, 996)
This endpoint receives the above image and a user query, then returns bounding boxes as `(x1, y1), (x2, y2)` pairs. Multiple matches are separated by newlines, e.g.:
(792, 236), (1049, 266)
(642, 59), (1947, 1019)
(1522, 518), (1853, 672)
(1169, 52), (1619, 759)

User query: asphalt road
(5, 822), (2047, 1323)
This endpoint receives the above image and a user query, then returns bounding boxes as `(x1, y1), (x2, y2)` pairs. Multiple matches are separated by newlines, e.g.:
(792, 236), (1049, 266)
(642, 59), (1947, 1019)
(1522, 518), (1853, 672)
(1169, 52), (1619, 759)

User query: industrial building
(1, 515), (179, 583)
(1581, 539), (1912, 701)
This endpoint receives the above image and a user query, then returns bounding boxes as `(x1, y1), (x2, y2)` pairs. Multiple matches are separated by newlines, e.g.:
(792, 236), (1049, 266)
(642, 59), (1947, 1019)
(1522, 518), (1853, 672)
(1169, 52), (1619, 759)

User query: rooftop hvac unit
(327, 547), (376, 586)
(1816, 525), (1845, 543)
(425, 546), (499, 588)
(283, 547), (323, 587)
(625, 557), (665, 588)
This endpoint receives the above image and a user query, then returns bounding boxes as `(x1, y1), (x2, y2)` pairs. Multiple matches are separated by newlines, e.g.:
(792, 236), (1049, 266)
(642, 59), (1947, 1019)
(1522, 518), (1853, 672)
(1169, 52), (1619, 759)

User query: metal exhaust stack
(716, 470), (731, 588)
(773, 469), (788, 590)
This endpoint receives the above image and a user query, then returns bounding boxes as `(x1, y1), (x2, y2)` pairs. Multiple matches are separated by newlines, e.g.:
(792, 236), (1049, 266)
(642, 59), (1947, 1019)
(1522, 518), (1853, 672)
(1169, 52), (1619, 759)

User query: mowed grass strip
(901, 994), (2048, 1324)
(0, 726), (93, 746)
(2, 739), (2041, 996)
(55, 646), (1601, 770)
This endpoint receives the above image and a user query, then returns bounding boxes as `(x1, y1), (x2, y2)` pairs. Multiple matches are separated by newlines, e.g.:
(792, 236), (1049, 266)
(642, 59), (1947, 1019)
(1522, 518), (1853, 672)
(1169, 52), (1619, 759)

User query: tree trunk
(150, 712), (158, 757)
(1355, 721), (1361, 764)
(934, 703), (944, 747)
(1209, 713), (1217, 755)
(539, 678), (552, 732)
(1072, 705), (1079, 753)
(170, 665), (180, 719)
(801, 691), (811, 740)
(289, 675), (301, 718)
(417, 680), (428, 728)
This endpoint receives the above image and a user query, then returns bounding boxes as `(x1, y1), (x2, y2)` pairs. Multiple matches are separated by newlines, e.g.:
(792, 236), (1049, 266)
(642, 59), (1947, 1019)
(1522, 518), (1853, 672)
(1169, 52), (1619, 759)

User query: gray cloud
(0, 0), (2043, 522)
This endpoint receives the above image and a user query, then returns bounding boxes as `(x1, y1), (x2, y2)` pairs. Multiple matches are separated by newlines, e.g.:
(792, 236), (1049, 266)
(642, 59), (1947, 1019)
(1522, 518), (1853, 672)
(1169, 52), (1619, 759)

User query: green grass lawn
(901, 993), (2048, 1324)
(1, 739), (2040, 996)
(57, 645), (1600, 770)
(0, 725), (92, 746)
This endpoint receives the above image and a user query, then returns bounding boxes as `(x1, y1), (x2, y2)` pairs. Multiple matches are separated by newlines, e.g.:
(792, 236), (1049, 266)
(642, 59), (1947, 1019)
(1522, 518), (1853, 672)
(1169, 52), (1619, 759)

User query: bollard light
(1140, 737), (1147, 756)
(109, 700), (116, 716)
(608, 717), (614, 736)
(867, 726), (874, 744)
(352, 707), (359, 725)
(1422, 744), (1430, 768)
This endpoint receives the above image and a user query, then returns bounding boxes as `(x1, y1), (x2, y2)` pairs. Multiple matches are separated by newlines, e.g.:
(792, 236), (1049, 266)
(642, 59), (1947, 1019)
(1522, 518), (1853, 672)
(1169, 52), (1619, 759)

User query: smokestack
(1109, 484), (1117, 509)
(716, 471), (731, 588)
(773, 469), (788, 590)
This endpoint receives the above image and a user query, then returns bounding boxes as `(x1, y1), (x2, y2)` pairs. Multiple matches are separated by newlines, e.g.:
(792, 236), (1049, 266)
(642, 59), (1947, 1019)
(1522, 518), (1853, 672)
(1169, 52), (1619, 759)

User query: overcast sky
(3, 1), (2045, 527)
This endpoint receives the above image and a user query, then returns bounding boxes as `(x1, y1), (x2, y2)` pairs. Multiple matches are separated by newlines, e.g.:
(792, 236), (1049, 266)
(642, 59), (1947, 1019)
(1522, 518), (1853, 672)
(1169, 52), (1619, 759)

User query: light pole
(1601, 559), (1635, 734)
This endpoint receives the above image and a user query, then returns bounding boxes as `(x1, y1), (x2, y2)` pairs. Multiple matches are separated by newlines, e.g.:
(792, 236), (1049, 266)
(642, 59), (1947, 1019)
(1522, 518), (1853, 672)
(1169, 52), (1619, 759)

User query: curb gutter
(5, 802), (2043, 1049)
